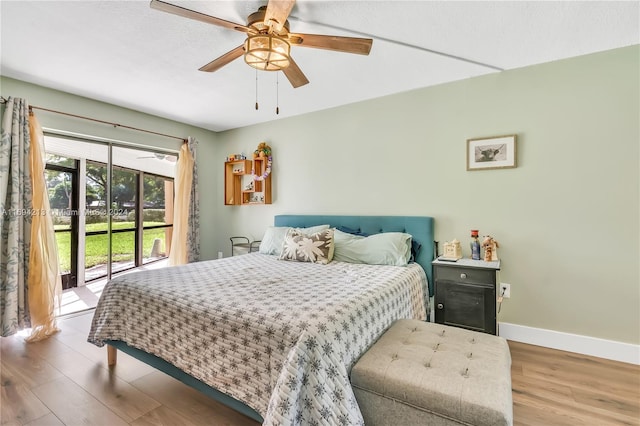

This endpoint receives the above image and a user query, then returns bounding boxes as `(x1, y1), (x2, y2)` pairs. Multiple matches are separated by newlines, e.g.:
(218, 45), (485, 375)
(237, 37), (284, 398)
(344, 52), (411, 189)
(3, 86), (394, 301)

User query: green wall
(215, 46), (639, 345)
(3, 45), (638, 345)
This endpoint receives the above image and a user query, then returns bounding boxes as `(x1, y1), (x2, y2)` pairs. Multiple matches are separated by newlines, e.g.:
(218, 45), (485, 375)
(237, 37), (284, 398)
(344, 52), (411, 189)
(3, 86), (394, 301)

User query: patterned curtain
(186, 137), (200, 263)
(168, 137), (199, 265)
(1, 97), (33, 336)
(0, 98), (61, 341)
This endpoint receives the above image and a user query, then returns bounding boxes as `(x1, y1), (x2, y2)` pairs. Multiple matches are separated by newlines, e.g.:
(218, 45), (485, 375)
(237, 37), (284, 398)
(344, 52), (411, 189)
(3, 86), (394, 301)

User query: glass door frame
(108, 163), (140, 277)
(140, 171), (175, 265)
(83, 162), (175, 281)
(46, 161), (79, 289)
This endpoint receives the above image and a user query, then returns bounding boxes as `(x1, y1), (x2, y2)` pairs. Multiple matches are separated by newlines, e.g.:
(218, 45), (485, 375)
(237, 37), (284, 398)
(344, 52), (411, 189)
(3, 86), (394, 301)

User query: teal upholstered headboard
(274, 215), (435, 296)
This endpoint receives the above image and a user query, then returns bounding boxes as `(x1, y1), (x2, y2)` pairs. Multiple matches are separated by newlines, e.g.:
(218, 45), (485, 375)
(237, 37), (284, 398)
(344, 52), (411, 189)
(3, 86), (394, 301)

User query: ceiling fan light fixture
(244, 33), (291, 71)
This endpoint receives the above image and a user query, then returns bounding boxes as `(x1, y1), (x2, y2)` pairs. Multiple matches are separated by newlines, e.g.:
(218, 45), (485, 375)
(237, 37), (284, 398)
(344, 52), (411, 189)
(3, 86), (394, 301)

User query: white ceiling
(1, 1), (638, 132)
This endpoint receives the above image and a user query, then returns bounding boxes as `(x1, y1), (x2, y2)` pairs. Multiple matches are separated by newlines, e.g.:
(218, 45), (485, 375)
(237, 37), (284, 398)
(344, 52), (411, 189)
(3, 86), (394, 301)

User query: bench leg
(107, 345), (117, 366)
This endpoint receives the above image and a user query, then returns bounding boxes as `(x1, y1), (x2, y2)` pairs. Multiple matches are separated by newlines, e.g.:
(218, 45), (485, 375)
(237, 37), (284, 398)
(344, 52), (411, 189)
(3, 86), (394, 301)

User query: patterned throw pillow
(279, 228), (335, 264)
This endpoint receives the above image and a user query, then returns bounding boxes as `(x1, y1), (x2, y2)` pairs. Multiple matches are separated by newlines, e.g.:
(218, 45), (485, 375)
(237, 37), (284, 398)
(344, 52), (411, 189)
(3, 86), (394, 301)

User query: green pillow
(333, 229), (412, 266)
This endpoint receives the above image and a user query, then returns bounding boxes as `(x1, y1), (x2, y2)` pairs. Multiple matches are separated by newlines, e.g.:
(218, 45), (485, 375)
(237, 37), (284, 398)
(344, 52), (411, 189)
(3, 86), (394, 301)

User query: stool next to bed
(351, 319), (513, 426)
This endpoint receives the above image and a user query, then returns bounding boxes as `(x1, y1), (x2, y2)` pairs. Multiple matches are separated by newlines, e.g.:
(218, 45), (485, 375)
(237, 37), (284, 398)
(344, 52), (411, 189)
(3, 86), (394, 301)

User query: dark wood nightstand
(432, 258), (501, 335)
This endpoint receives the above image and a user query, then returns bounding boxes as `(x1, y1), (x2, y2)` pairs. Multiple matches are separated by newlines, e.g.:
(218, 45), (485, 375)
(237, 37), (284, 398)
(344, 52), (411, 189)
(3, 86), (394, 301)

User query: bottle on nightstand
(470, 229), (481, 260)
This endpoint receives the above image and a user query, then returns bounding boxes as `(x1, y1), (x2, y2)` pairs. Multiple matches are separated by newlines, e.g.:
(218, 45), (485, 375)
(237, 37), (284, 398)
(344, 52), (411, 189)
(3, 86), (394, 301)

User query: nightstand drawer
(435, 266), (495, 284)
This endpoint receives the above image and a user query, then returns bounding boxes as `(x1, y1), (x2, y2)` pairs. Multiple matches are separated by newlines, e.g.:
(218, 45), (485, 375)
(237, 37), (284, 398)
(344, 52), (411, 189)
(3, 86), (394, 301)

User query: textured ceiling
(1, 1), (638, 132)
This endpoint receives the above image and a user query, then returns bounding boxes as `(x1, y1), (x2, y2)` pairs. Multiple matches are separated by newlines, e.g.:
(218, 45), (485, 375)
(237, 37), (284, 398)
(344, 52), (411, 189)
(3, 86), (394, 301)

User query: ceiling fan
(137, 153), (177, 162)
(150, 0), (373, 88)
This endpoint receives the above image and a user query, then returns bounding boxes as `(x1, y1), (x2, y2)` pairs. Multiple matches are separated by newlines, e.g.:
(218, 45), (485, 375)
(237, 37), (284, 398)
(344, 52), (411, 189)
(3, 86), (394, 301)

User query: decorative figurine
(443, 239), (462, 260)
(482, 235), (499, 261)
(254, 142), (272, 158)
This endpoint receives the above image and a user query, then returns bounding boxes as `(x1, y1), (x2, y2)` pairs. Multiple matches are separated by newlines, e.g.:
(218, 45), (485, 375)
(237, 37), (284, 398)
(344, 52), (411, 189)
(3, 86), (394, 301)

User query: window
(44, 135), (176, 286)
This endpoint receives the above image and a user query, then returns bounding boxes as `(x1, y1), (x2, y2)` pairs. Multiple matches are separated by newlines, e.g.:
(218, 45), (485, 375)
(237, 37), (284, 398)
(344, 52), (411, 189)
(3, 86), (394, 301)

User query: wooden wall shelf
(224, 157), (271, 205)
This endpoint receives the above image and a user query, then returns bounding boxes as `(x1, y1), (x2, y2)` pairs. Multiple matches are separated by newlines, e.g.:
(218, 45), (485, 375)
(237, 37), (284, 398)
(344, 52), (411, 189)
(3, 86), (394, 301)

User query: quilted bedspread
(88, 253), (428, 425)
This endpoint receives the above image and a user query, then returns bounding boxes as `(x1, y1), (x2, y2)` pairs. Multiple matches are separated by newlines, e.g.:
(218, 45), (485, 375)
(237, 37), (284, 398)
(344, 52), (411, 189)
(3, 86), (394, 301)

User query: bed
(88, 215), (435, 425)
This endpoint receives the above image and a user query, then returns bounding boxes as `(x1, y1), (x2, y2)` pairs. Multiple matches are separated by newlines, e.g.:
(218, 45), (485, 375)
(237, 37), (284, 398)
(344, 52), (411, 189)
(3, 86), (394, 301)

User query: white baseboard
(499, 322), (640, 365)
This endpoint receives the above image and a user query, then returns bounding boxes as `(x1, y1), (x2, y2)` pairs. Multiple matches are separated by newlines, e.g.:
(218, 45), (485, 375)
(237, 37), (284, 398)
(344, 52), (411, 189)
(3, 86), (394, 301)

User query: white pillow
(333, 229), (412, 266)
(333, 228), (365, 242)
(259, 224), (330, 256)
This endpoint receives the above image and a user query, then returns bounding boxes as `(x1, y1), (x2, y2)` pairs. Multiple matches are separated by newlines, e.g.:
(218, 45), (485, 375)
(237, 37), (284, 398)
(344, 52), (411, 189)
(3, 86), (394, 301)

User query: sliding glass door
(85, 151), (109, 282)
(45, 155), (78, 289)
(142, 173), (174, 264)
(109, 166), (138, 275)
(44, 135), (176, 287)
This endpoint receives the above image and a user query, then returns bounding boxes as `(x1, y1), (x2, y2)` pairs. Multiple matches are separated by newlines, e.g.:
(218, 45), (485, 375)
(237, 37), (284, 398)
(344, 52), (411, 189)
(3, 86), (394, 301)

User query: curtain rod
(1, 96), (187, 143)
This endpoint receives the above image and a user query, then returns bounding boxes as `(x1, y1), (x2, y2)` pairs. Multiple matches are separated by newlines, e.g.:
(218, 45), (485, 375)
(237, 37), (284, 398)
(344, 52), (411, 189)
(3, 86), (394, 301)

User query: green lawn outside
(54, 221), (169, 272)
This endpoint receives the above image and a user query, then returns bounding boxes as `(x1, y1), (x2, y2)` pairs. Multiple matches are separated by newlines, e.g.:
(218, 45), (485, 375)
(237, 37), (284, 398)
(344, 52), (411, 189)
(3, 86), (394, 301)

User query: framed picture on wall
(467, 134), (517, 171)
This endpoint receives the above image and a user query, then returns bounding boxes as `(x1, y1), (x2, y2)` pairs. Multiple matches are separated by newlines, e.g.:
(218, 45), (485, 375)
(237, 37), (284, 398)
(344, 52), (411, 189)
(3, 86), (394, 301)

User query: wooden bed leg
(107, 345), (117, 366)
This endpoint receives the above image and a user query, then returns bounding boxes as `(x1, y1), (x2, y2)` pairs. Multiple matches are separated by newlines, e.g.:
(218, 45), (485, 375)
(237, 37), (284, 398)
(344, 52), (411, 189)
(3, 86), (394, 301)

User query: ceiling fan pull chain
(276, 73), (280, 115)
(255, 69), (259, 110)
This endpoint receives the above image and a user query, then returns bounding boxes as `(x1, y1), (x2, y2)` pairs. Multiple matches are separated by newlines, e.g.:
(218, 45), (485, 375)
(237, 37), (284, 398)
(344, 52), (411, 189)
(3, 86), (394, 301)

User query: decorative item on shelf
(252, 156), (272, 181)
(228, 153), (247, 161)
(470, 230), (481, 260)
(251, 142), (272, 181)
(253, 142), (271, 158)
(442, 239), (462, 260)
(244, 181), (254, 191)
(482, 235), (499, 262)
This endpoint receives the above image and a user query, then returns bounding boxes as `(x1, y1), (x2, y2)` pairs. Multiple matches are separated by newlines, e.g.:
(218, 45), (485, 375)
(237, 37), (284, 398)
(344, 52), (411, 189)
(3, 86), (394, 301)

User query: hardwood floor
(509, 341), (639, 426)
(2, 312), (638, 425)
(1, 312), (258, 426)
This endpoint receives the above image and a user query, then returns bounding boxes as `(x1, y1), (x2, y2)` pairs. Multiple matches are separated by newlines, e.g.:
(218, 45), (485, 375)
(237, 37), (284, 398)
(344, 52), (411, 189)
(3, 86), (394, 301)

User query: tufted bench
(351, 319), (513, 426)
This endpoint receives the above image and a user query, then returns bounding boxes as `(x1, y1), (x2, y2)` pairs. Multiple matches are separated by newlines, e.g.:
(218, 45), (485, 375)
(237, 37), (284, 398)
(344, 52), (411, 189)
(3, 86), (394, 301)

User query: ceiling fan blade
(264, 0), (296, 33)
(199, 45), (245, 72)
(289, 33), (372, 55)
(150, 0), (251, 33)
(282, 56), (309, 88)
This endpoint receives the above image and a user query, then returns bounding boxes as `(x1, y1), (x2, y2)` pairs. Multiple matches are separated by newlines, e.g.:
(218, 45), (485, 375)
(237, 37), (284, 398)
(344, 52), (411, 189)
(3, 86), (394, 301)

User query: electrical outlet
(500, 283), (511, 298)
(218, 251), (223, 259)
